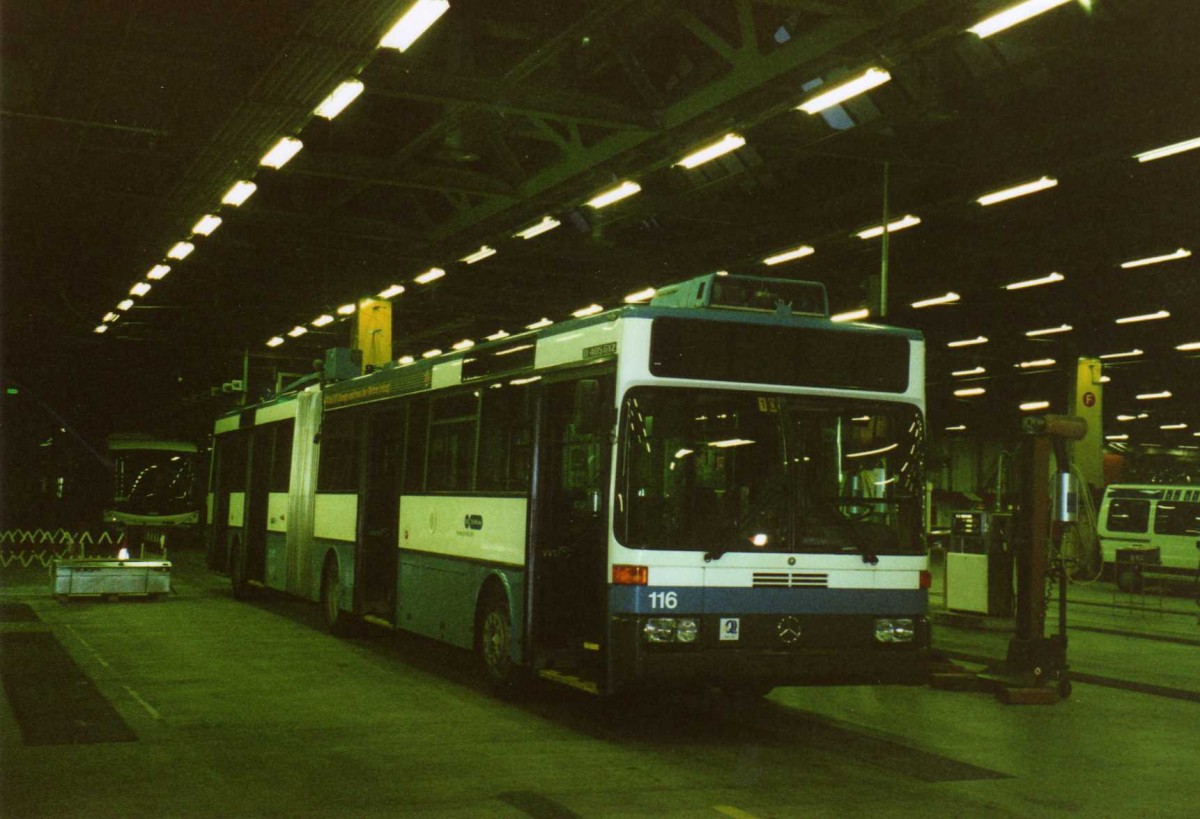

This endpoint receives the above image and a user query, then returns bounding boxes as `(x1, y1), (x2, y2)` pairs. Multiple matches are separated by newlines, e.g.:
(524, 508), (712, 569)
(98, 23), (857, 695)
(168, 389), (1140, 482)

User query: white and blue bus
(208, 274), (930, 695)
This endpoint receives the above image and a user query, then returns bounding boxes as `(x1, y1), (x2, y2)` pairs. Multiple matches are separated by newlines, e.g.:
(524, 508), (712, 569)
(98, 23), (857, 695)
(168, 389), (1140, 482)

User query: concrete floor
(3, 550), (1198, 818)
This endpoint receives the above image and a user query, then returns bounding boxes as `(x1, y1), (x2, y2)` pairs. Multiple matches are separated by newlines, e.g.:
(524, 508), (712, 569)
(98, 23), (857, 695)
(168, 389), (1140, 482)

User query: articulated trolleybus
(209, 274), (929, 695)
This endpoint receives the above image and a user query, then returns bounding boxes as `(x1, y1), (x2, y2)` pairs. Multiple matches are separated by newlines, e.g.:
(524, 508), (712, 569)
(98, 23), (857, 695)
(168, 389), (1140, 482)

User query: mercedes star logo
(776, 615), (803, 644)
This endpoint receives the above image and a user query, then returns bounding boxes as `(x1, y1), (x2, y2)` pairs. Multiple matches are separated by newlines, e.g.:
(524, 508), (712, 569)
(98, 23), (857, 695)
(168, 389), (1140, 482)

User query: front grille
(752, 571), (828, 588)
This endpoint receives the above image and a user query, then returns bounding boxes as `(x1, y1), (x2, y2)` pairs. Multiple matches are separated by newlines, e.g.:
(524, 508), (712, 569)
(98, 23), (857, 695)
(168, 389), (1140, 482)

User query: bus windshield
(112, 449), (199, 516)
(616, 388), (923, 556)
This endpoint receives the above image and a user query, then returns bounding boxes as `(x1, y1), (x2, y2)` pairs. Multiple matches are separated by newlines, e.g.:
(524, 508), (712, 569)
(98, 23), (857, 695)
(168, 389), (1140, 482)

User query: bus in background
(208, 274), (929, 696)
(1097, 484), (1200, 575)
(105, 433), (203, 549)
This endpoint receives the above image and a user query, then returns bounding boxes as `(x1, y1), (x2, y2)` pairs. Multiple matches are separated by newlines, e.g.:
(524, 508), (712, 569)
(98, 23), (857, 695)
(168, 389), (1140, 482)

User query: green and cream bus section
(1098, 483), (1200, 573)
(209, 274), (929, 693)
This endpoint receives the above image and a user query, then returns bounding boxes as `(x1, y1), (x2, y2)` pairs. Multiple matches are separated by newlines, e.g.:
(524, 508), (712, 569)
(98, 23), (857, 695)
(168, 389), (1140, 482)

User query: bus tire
(230, 539), (253, 600)
(320, 554), (354, 636)
(478, 590), (521, 690)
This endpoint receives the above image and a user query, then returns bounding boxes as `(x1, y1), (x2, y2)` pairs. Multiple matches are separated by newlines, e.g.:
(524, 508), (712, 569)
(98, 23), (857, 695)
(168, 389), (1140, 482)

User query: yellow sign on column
(1070, 357), (1103, 491)
(354, 297), (392, 370)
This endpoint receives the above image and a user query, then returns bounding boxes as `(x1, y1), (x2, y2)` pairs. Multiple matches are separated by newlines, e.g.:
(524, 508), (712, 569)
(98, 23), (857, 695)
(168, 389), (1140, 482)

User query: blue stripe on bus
(609, 585), (926, 615)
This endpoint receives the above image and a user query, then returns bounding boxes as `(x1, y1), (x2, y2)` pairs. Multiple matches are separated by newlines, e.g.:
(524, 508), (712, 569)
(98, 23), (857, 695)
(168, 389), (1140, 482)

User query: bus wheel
(230, 540), (253, 600)
(320, 555), (352, 635)
(478, 592), (520, 690)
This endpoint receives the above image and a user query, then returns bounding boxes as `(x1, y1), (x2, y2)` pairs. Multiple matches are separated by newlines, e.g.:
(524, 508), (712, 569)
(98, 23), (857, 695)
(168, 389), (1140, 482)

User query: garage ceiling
(2, 0), (1198, 444)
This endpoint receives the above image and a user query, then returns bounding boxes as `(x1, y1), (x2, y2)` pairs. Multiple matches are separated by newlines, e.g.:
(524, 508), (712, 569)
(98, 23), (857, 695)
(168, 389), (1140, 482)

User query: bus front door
(532, 375), (613, 672)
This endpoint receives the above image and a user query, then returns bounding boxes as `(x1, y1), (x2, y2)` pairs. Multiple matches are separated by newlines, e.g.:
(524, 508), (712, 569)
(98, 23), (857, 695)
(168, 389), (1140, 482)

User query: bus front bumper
(608, 614), (930, 692)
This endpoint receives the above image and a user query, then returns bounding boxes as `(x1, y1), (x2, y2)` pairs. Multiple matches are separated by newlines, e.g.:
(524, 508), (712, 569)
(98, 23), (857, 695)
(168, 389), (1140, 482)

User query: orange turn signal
(612, 564), (648, 586)
(919, 570), (932, 589)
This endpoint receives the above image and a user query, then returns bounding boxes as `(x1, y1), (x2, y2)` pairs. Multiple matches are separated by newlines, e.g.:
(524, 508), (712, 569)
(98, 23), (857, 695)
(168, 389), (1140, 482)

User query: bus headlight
(874, 618), (915, 644)
(644, 617), (699, 643)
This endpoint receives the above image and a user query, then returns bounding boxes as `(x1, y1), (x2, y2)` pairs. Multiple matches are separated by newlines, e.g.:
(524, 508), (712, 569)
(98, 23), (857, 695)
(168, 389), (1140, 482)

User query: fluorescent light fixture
(1135, 136), (1200, 163)
(1016, 358), (1056, 369)
(1025, 324), (1072, 337)
(955, 388), (986, 397)
(1176, 341), (1200, 351)
(856, 214), (920, 240)
(379, 0), (450, 51)
(1004, 271), (1063, 290)
(797, 67), (891, 114)
(1105, 434), (1130, 441)
(1020, 400), (1051, 412)
(675, 133), (746, 169)
(513, 216), (561, 239)
(147, 264), (170, 280)
(260, 136), (303, 169)
(762, 244), (815, 266)
(968, 0), (1072, 38)
(495, 344), (534, 357)
(1116, 415), (1139, 422)
(1099, 349), (1143, 360)
(911, 292), (959, 309)
(1115, 310), (1169, 324)
(460, 245), (497, 264)
(314, 79), (364, 120)
(708, 439), (756, 449)
(952, 366), (986, 377)
(526, 318), (553, 330)
(1160, 423), (1188, 430)
(1099, 375), (1111, 383)
(975, 176), (1057, 206)
(312, 314), (334, 327)
(510, 376), (542, 386)
(167, 242), (194, 260)
(572, 304), (603, 318)
(1120, 248), (1191, 269)
(414, 267), (445, 284)
(266, 337), (284, 348)
(1136, 391), (1172, 400)
(287, 326), (308, 338)
(103, 312), (118, 322)
(674, 449), (694, 459)
(117, 299), (134, 311)
(452, 339), (474, 351)
(93, 324), (108, 334)
(946, 425), (967, 432)
(586, 180), (641, 209)
(624, 287), (656, 303)
(130, 282), (151, 297)
(337, 303), (356, 316)
(948, 336), (988, 348)
(398, 355), (415, 365)
(222, 180), (257, 206)
(192, 215), (222, 236)
(485, 330), (510, 341)
(831, 308), (869, 323)
(378, 284), (405, 299)
(422, 349), (442, 359)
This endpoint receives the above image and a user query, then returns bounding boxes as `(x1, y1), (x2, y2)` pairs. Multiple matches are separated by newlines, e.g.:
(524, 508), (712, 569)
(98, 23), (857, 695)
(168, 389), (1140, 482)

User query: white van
(1097, 484), (1200, 573)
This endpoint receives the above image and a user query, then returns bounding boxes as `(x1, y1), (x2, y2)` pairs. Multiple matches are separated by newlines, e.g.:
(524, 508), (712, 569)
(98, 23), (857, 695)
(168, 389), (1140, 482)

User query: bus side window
(1106, 498), (1150, 533)
(427, 392), (479, 492)
(318, 413), (358, 492)
(477, 383), (534, 492)
(269, 421), (294, 493)
(404, 397), (429, 493)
